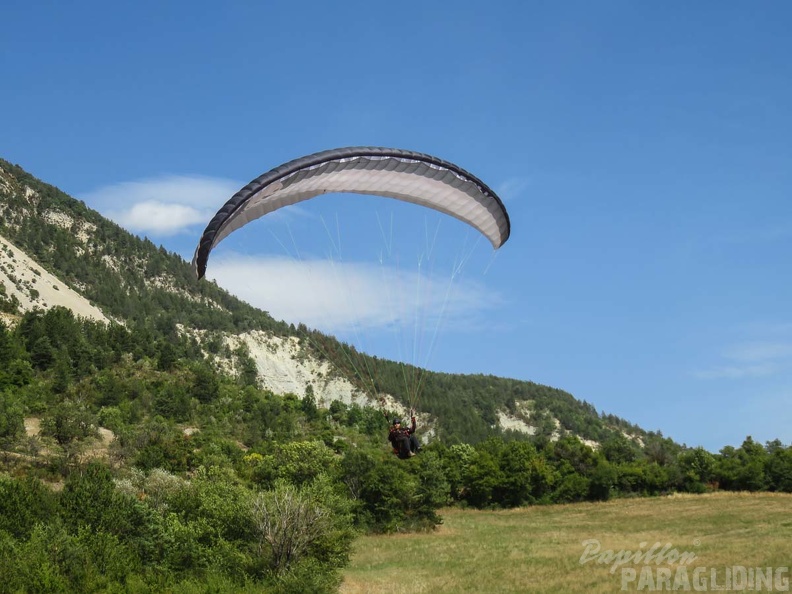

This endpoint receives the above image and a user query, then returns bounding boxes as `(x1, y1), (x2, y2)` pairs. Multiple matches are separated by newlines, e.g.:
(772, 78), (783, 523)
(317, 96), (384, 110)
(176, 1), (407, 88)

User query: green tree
(496, 441), (555, 506)
(235, 344), (259, 387)
(59, 462), (120, 532)
(41, 399), (97, 448)
(412, 451), (451, 524)
(463, 450), (503, 508)
(253, 441), (338, 488)
(191, 362), (220, 404)
(715, 437), (768, 491)
(157, 340), (178, 371)
(589, 461), (618, 501)
(29, 335), (55, 370)
(153, 381), (192, 422)
(0, 321), (16, 368)
(301, 385), (319, 421)
(0, 475), (58, 539)
(441, 442), (476, 501)
(0, 391), (25, 446)
(766, 445), (792, 492)
(548, 435), (599, 476)
(600, 433), (639, 464)
(678, 447), (716, 492)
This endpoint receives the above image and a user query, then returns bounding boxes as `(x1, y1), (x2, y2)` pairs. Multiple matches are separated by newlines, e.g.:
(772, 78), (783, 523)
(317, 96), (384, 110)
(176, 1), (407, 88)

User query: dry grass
(341, 493), (792, 594)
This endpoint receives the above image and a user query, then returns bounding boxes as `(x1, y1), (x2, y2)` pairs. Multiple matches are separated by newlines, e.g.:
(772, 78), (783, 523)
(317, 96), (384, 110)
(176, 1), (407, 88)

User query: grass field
(341, 493), (792, 593)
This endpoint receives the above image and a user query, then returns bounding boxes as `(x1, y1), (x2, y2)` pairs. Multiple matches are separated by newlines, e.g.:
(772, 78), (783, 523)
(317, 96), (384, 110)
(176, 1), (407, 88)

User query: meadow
(341, 492), (792, 593)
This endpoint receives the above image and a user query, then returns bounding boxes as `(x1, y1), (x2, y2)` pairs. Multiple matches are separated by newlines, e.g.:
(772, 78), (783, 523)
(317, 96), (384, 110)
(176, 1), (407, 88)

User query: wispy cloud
(206, 253), (500, 336)
(693, 333), (792, 380)
(81, 175), (241, 236)
(496, 177), (531, 202)
(722, 341), (792, 363)
(710, 223), (792, 247)
(693, 362), (780, 380)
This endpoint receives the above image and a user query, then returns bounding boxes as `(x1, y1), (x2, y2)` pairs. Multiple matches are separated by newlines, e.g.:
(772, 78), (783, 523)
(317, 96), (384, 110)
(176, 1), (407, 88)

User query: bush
(250, 479), (354, 575)
(0, 475), (58, 539)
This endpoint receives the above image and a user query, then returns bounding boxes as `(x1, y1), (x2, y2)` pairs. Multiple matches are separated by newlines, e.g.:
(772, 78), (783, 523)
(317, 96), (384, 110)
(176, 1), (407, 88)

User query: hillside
(2, 158), (791, 594)
(0, 156), (661, 449)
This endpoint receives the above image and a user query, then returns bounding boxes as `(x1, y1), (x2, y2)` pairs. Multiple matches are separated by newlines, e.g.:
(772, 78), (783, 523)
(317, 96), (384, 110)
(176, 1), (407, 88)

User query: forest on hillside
(0, 157), (663, 447)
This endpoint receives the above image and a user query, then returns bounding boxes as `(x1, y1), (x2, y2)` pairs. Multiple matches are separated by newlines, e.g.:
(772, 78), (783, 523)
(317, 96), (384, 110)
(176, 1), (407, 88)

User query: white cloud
(206, 253), (499, 336)
(81, 175), (241, 236)
(112, 201), (208, 235)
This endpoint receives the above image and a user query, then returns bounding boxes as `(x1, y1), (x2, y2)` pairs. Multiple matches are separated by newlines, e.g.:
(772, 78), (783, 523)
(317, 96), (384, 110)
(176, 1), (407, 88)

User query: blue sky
(2, 1), (791, 451)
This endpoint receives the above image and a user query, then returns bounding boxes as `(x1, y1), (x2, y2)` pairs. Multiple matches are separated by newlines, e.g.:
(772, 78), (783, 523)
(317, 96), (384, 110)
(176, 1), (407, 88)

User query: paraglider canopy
(192, 146), (510, 279)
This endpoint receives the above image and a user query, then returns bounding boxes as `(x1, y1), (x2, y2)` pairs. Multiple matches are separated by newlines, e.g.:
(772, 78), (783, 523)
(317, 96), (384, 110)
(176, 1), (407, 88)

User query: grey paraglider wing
(192, 146), (510, 279)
